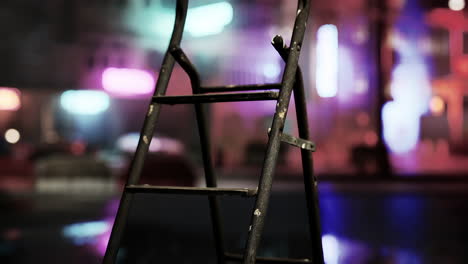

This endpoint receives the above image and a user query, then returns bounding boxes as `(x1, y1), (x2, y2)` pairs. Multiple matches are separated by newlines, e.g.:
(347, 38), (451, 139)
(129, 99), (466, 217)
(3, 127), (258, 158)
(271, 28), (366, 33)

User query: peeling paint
(254, 209), (261, 216)
(278, 111), (285, 119)
(143, 136), (149, 144)
(302, 143), (306, 149)
(148, 105), (154, 116)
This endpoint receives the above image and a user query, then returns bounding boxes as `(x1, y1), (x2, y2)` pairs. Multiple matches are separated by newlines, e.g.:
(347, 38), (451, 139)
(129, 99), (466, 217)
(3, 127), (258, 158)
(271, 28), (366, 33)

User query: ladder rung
(152, 91), (279, 105)
(199, 83), (281, 93)
(125, 185), (258, 197)
(225, 253), (312, 263)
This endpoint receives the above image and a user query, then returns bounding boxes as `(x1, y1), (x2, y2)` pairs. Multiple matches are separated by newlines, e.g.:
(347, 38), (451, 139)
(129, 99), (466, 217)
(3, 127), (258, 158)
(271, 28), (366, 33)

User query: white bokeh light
(5, 128), (20, 144)
(262, 62), (281, 80)
(60, 90), (110, 115)
(316, 24), (339, 98)
(449, 0), (465, 11)
(322, 234), (340, 264)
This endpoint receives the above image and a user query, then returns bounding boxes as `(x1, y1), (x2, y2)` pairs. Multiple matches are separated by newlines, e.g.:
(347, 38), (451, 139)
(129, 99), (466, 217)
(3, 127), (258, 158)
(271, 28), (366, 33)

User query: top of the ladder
(153, 0), (311, 95)
(168, 0), (310, 42)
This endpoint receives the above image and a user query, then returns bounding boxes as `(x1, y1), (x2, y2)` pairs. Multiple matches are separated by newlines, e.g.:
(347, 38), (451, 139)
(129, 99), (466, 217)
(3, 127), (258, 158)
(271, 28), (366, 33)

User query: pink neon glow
(96, 198), (119, 256)
(96, 219), (113, 256)
(0, 88), (21, 111)
(102, 68), (155, 96)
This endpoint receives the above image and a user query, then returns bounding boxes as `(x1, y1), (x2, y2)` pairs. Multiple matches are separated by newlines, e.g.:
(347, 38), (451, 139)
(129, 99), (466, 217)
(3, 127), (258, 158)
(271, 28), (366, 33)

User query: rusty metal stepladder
(103, 0), (324, 263)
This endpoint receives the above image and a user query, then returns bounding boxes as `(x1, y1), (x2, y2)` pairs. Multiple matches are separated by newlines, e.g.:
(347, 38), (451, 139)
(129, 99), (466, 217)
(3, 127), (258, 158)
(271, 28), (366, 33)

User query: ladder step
(225, 253), (312, 263)
(125, 185), (257, 197)
(152, 91), (279, 105)
(199, 83), (281, 93)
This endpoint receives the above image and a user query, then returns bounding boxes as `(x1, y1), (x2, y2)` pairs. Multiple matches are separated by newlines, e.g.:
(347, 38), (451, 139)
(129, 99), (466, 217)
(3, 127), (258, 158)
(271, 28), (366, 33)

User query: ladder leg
(242, 122), (283, 264)
(103, 192), (133, 263)
(193, 103), (226, 264)
(270, 10), (323, 262)
(293, 72), (325, 264)
(103, 102), (164, 264)
(242, 46), (299, 264)
(169, 44), (227, 264)
(243, 4), (310, 263)
(103, 2), (188, 263)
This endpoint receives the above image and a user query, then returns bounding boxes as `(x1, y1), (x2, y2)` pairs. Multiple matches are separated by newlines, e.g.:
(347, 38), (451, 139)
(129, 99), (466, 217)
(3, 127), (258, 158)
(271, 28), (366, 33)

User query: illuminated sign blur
(316, 24), (339, 98)
(102, 68), (155, 97)
(383, 2), (431, 154)
(186, 2), (233, 37)
(60, 90), (110, 115)
(154, 2), (233, 37)
(0, 88), (21, 111)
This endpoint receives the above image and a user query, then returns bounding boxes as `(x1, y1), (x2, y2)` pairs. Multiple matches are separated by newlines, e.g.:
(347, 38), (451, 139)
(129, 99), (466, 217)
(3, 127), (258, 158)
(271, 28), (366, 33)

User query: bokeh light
(316, 24), (339, 98)
(322, 234), (340, 264)
(186, 2), (233, 37)
(383, 101), (420, 153)
(60, 90), (110, 115)
(364, 130), (378, 146)
(356, 112), (370, 127)
(4, 128), (20, 144)
(262, 62), (281, 80)
(153, 2), (233, 38)
(0, 88), (21, 111)
(448, 0), (465, 11)
(429, 96), (445, 116)
(102, 68), (155, 97)
(116, 133), (184, 154)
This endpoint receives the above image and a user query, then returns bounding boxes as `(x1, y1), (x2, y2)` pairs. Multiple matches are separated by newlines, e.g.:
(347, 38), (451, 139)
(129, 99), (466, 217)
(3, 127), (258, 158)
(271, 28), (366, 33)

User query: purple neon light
(102, 68), (155, 97)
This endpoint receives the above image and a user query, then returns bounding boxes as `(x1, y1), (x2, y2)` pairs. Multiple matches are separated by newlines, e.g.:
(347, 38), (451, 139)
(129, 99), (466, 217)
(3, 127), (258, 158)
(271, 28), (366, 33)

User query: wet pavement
(1, 180), (468, 263)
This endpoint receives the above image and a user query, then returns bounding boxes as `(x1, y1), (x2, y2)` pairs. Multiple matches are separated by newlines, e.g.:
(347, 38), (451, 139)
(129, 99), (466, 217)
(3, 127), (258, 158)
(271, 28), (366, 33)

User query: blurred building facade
(0, 0), (467, 176)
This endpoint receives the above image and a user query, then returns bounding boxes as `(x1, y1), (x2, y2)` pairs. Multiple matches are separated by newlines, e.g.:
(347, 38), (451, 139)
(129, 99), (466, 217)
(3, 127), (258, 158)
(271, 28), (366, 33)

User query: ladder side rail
(242, 0), (311, 263)
(102, 1), (188, 263)
(170, 46), (227, 264)
(298, 0), (306, 10)
(272, 37), (325, 264)
(291, 69), (324, 264)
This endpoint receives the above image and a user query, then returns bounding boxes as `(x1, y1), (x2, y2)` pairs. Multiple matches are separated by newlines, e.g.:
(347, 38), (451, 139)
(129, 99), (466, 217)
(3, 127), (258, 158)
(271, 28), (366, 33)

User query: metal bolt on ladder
(102, 0), (324, 263)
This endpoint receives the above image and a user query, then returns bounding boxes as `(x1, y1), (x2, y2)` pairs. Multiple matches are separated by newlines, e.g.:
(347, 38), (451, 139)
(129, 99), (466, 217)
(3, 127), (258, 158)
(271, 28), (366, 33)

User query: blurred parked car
(116, 133), (197, 187)
(35, 155), (115, 194)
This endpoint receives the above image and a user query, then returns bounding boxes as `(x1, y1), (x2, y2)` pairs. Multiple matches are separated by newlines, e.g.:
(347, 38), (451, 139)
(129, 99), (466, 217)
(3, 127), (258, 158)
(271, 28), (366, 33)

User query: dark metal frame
(102, 0), (324, 263)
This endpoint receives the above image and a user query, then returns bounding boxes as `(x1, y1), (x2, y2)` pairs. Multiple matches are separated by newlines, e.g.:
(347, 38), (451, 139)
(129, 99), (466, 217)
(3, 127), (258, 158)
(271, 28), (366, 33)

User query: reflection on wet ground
(1, 181), (468, 263)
